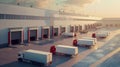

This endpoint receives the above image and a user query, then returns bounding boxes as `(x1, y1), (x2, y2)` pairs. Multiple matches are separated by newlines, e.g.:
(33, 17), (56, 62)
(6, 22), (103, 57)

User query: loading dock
(70, 25), (75, 32)
(106, 24), (109, 27)
(60, 26), (66, 35)
(87, 24), (90, 29)
(90, 24), (93, 29)
(79, 25), (82, 32)
(28, 27), (38, 42)
(88, 24), (91, 29)
(8, 28), (24, 46)
(53, 26), (59, 37)
(92, 24), (94, 28)
(42, 26), (50, 39)
(75, 25), (79, 32)
(93, 24), (95, 28)
(84, 25), (88, 30)
(90, 24), (92, 28)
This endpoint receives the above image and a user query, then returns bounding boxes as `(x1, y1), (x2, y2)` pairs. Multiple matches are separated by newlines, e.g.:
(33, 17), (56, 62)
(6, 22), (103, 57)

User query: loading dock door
(8, 28), (23, 46)
(30, 30), (37, 41)
(90, 24), (92, 29)
(60, 27), (66, 35)
(79, 25), (82, 31)
(70, 26), (74, 32)
(42, 28), (49, 39)
(86, 25), (89, 30)
(84, 25), (87, 30)
(50, 26), (53, 39)
(91, 24), (93, 28)
(88, 25), (90, 29)
(28, 27), (38, 42)
(75, 26), (78, 32)
(11, 31), (21, 45)
(54, 28), (59, 36)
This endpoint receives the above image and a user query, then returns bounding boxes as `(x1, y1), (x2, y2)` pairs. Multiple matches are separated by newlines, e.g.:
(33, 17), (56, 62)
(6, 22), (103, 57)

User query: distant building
(100, 18), (120, 27)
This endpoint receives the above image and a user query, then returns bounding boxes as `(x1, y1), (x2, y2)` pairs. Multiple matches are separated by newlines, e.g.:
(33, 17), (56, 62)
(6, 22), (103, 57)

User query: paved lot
(0, 28), (120, 67)
(98, 51), (120, 67)
(73, 34), (120, 67)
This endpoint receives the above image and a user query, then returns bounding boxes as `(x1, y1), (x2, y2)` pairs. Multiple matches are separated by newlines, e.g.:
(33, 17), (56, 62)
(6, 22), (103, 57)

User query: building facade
(0, 3), (102, 47)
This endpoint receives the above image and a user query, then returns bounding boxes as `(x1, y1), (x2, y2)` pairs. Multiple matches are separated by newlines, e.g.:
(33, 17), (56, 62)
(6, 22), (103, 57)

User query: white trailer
(55, 45), (78, 56)
(77, 39), (96, 48)
(18, 49), (52, 65)
(82, 37), (97, 44)
(95, 31), (110, 38)
(62, 32), (75, 37)
(80, 30), (88, 33)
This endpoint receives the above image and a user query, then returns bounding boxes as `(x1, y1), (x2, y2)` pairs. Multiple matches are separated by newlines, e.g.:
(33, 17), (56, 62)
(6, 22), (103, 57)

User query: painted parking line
(90, 48), (120, 67)
(73, 34), (120, 67)
(97, 51), (120, 67)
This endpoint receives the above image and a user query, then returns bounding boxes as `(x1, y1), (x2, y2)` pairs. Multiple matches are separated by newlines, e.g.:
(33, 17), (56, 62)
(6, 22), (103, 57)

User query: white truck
(62, 32), (75, 37)
(82, 37), (97, 44)
(76, 39), (96, 48)
(95, 31), (110, 38)
(55, 45), (78, 56)
(18, 49), (52, 65)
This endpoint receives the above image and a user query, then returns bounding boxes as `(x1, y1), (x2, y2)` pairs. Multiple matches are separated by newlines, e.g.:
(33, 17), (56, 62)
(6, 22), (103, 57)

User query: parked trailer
(95, 31), (110, 38)
(73, 39), (96, 48)
(62, 32), (76, 37)
(80, 30), (88, 33)
(18, 49), (52, 65)
(50, 45), (78, 56)
(82, 37), (97, 44)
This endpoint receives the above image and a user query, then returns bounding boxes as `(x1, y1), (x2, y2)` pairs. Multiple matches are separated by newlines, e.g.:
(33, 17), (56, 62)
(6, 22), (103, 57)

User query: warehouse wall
(100, 18), (120, 27)
(54, 20), (98, 31)
(0, 3), (102, 46)
(53, 13), (102, 30)
(0, 4), (45, 16)
(0, 4), (52, 45)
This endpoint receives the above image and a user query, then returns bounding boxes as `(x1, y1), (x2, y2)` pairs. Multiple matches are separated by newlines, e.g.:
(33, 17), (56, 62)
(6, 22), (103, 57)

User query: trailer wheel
(18, 58), (23, 62)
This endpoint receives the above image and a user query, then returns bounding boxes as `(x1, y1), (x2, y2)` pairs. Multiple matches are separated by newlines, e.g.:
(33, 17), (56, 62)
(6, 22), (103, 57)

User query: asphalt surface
(1, 28), (120, 67)
(73, 34), (120, 67)
(98, 51), (120, 67)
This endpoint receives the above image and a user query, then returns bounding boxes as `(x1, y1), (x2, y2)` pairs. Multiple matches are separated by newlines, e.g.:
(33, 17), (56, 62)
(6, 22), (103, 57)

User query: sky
(83, 0), (120, 18)
(0, 0), (120, 18)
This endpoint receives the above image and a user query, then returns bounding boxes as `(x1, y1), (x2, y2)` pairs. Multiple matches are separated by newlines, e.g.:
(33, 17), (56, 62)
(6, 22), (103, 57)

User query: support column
(48, 27), (50, 39)
(41, 27), (44, 40)
(21, 31), (24, 44)
(60, 26), (62, 35)
(53, 26), (54, 38)
(36, 29), (39, 40)
(58, 26), (60, 36)
(73, 26), (75, 32)
(8, 32), (11, 46)
(28, 30), (30, 42)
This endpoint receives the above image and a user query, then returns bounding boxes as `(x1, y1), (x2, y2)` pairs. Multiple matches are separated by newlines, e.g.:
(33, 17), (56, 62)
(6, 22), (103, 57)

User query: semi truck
(62, 32), (76, 37)
(18, 49), (52, 65)
(73, 39), (96, 48)
(55, 45), (78, 56)
(50, 45), (78, 56)
(95, 31), (110, 38)
(82, 37), (97, 44)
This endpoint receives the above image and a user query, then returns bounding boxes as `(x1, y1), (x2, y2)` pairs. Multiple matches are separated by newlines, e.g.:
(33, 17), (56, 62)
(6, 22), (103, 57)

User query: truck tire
(18, 58), (23, 62)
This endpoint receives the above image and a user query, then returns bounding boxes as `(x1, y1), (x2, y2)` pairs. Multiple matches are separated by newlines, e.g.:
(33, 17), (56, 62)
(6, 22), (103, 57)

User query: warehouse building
(100, 18), (120, 28)
(0, 3), (102, 47)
